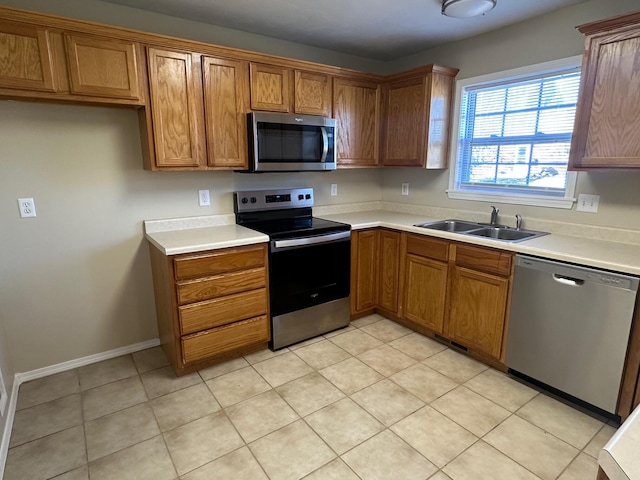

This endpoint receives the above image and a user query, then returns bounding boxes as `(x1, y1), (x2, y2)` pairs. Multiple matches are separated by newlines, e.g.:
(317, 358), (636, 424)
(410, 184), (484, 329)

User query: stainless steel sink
(414, 219), (548, 243)
(465, 226), (548, 242)
(414, 219), (484, 233)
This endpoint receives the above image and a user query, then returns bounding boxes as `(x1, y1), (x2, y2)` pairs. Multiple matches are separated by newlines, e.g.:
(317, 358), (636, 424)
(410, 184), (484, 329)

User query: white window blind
(449, 60), (581, 209)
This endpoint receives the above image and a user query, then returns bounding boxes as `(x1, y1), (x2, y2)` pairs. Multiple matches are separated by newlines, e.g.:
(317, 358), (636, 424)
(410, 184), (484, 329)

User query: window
(448, 57), (582, 209)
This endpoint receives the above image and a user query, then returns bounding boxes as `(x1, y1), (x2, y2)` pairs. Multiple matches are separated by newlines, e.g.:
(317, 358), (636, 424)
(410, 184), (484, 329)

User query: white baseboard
(0, 380), (19, 479)
(0, 337), (160, 478)
(15, 338), (160, 384)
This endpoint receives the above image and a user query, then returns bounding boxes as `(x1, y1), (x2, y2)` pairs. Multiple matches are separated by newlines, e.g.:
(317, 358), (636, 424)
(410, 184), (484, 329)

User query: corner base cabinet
(148, 242), (270, 375)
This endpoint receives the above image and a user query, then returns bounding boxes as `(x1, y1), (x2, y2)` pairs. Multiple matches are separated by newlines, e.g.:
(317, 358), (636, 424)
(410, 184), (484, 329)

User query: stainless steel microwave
(243, 112), (336, 172)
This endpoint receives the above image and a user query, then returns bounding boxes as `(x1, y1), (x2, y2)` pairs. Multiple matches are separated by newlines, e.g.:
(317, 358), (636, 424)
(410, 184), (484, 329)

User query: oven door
(249, 112), (336, 172)
(269, 231), (350, 317)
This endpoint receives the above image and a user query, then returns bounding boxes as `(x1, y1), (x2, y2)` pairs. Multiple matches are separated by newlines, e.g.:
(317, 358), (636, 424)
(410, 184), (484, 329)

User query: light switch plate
(401, 183), (409, 196)
(577, 193), (599, 213)
(331, 184), (338, 196)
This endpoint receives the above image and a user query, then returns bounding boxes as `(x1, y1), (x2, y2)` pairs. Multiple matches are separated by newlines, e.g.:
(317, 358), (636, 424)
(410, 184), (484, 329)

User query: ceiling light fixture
(441, 0), (496, 18)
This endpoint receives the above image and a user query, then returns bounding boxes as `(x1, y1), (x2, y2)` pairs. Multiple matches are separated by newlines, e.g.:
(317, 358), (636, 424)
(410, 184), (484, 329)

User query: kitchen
(1, 0), (640, 478)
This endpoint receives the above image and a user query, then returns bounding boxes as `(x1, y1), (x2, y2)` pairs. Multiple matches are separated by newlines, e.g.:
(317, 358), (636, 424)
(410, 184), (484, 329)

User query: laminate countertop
(145, 209), (640, 275)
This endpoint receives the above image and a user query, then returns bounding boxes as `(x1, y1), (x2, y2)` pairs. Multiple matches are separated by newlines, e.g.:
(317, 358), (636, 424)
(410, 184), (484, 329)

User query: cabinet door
(378, 230), (401, 314)
(351, 230), (378, 314)
(147, 48), (206, 168)
(570, 26), (640, 168)
(333, 77), (380, 167)
(65, 34), (141, 100)
(382, 76), (426, 167)
(0, 22), (56, 92)
(202, 56), (249, 169)
(447, 266), (508, 359)
(403, 254), (448, 333)
(294, 70), (331, 116)
(249, 63), (290, 112)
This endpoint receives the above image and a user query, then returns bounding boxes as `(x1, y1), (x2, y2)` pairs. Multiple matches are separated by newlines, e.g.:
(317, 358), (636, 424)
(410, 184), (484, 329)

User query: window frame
(448, 56), (582, 209)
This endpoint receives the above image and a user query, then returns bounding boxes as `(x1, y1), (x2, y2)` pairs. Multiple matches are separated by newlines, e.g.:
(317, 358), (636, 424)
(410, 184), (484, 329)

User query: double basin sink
(414, 219), (549, 243)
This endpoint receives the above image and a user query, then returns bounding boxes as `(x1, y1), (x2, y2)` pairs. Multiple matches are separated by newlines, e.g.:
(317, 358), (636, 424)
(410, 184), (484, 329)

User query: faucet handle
(490, 205), (499, 214)
(515, 214), (522, 230)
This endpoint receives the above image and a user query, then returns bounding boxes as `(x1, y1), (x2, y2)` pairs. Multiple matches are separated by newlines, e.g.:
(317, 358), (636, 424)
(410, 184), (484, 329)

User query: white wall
(0, 101), (381, 372)
(382, 0), (640, 230)
(0, 0), (385, 74)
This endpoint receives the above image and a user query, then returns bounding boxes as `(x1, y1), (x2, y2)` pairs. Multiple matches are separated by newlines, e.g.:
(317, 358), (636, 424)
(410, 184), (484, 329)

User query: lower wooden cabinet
(351, 229), (401, 317)
(447, 265), (509, 359)
(377, 229), (401, 315)
(149, 242), (270, 375)
(351, 229), (379, 315)
(351, 229), (514, 363)
(402, 235), (449, 333)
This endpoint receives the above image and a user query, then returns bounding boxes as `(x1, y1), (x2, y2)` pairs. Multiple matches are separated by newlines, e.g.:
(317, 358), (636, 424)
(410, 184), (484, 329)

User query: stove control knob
(241, 197), (248, 204)
(298, 194), (304, 200)
(305, 194), (311, 200)
(250, 197), (257, 204)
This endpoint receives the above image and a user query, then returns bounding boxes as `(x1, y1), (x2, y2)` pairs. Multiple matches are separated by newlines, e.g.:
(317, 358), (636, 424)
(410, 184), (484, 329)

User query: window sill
(447, 190), (575, 209)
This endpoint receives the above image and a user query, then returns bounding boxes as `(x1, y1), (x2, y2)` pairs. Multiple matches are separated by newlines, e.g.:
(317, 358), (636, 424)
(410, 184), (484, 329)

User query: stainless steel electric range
(234, 188), (351, 350)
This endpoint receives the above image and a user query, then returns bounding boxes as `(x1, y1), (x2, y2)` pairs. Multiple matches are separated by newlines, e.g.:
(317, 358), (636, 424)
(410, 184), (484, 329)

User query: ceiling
(100, 0), (587, 60)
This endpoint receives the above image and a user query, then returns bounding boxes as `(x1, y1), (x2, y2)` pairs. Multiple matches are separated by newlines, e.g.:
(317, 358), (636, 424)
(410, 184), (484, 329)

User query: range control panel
(234, 188), (314, 212)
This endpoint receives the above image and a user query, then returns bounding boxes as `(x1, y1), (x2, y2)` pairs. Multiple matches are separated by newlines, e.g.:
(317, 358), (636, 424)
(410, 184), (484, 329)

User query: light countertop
(600, 404), (640, 480)
(144, 209), (640, 275)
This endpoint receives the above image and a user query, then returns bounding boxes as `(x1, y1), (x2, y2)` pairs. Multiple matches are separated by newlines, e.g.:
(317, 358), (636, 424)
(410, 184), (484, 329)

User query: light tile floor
(5, 314), (618, 480)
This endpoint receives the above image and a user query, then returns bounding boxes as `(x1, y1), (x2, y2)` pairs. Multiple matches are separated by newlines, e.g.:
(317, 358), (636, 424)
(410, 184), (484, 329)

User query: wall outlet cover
(198, 189), (211, 206)
(18, 197), (36, 218)
(331, 184), (338, 196)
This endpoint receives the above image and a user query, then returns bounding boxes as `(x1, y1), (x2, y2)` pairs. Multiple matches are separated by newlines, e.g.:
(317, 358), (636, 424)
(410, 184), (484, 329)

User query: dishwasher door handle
(553, 274), (585, 287)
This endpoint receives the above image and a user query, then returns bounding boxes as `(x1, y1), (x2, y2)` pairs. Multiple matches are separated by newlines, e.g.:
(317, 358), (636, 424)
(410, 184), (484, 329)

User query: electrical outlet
(576, 193), (599, 213)
(401, 183), (409, 196)
(17, 197), (36, 218)
(331, 184), (338, 196)
(198, 189), (211, 206)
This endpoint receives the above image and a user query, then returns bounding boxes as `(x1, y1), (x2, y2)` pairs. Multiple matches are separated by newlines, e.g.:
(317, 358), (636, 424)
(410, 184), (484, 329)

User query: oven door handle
(272, 230), (350, 251)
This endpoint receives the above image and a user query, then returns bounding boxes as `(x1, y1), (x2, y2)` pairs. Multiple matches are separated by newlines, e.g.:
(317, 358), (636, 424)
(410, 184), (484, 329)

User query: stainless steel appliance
(235, 188), (351, 349)
(243, 112), (336, 172)
(506, 254), (639, 417)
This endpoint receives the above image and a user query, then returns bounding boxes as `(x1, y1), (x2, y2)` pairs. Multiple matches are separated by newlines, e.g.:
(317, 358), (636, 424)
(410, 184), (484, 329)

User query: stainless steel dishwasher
(506, 255), (639, 416)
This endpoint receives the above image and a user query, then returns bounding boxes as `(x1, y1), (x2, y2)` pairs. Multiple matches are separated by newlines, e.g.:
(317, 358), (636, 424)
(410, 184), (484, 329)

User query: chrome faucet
(515, 214), (522, 230)
(490, 206), (499, 225)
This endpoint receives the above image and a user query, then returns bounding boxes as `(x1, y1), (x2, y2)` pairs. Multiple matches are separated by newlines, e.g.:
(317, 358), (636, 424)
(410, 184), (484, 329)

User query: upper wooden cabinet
(0, 22), (57, 92)
(144, 48), (250, 170)
(381, 65), (458, 168)
(64, 34), (142, 100)
(202, 56), (249, 169)
(333, 77), (380, 167)
(294, 70), (332, 116)
(249, 63), (290, 112)
(249, 63), (332, 116)
(569, 11), (640, 169)
(146, 47), (206, 169)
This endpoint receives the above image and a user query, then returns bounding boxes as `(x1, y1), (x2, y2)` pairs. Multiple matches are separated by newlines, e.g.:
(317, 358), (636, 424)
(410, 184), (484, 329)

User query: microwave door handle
(320, 126), (329, 163)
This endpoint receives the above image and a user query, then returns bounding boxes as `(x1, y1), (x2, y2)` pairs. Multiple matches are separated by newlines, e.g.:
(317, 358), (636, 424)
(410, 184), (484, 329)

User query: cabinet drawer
(455, 244), (512, 276)
(179, 288), (267, 335)
(174, 245), (265, 280)
(182, 315), (269, 364)
(176, 267), (266, 305)
(406, 234), (449, 262)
